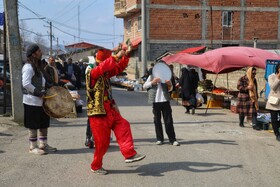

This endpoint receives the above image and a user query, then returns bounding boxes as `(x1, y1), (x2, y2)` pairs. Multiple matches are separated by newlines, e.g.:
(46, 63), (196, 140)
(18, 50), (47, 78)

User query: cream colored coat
(266, 73), (280, 110)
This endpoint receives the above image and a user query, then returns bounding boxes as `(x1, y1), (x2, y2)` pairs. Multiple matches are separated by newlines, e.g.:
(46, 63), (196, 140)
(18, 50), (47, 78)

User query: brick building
(114, 0), (279, 90)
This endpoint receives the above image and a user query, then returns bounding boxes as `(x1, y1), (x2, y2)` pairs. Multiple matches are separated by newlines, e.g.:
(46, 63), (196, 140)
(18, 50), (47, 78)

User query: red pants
(89, 101), (137, 170)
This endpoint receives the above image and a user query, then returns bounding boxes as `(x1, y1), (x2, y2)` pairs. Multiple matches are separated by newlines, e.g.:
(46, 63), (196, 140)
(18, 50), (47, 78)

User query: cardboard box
(207, 99), (223, 108)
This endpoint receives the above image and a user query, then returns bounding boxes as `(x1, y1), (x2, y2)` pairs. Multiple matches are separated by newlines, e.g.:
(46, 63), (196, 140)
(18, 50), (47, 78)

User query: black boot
(191, 107), (195, 115)
(85, 137), (91, 147)
(276, 135), (280, 141)
(239, 115), (245, 127)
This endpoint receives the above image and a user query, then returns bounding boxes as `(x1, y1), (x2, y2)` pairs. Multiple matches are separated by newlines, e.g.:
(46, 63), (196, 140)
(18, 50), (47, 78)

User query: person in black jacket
(64, 58), (82, 89)
(179, 67), (198, 114)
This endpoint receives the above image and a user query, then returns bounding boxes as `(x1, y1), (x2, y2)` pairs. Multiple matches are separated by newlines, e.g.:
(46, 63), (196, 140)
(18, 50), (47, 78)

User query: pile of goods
(197, 79), (213, 92)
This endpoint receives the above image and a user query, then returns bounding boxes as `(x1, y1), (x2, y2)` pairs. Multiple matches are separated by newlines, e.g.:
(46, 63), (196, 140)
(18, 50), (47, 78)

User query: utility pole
(56, 37), (59, 57)
(50, 21), (53, 55)
(78, 1), (81, 42)
(141, 0), (147, 77)
(4, 0), (24, 123)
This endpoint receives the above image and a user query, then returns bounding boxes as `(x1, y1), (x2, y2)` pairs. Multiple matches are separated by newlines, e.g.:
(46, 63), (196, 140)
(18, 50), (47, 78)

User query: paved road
(1, 87), (280, 187)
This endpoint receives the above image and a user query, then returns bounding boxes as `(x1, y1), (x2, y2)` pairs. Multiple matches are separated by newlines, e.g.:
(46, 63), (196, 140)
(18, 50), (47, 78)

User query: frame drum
(152, 62), (172, 82)
(43, 86), (74, 118)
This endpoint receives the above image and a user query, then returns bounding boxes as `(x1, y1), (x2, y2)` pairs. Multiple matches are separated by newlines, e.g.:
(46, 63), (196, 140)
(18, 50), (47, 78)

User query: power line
(62, 0), (98, 24)
(19, 1), (122, 37)
(18, 1), (123, 46)
(51, 0), (76, 20)
(19, 27), (49, 37)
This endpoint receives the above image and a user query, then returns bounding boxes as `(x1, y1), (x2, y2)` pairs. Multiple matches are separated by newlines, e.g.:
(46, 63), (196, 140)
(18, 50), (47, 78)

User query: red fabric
(96, 49), (112, 62)
(90, 56), (129, 87)
(89, 101), (137, 170)
(89, 55), (137, 170)
(163, 46), (280, 74)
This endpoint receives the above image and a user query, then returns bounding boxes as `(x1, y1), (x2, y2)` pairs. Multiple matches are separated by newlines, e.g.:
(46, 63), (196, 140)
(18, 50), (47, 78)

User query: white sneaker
(91, 168), (108, 175)
(29, 148), (47, 155)
(39, 144), (57, 153)
(125, 154), (146, 163)
(156, 141), (163, 145)
(172, 141), (180, 146)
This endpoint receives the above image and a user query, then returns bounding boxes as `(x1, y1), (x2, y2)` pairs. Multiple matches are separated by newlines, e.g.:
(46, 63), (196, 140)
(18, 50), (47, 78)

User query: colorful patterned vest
(86, 70), (110, 116)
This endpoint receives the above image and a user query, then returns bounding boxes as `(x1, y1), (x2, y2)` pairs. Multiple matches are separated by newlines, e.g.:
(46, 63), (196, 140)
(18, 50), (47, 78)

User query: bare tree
(19, 20), (30, 50)
(33, 33), (48, 54)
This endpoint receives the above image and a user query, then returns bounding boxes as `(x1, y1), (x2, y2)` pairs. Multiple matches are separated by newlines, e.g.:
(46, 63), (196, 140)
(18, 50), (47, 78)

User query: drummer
(143, 60), (180, 146)
(22, 44), (57, 155)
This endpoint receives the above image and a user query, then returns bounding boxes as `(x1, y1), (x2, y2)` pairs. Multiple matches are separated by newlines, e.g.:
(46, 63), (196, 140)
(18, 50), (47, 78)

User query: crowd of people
(21, 43), (280, 176)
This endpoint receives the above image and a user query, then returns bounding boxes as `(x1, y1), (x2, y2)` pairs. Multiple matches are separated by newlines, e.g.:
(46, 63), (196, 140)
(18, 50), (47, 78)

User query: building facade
(114, 0), (280, 81)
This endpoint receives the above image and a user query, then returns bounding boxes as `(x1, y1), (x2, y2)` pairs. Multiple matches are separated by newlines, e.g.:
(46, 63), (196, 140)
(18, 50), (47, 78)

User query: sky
(0, 0), (124, 50)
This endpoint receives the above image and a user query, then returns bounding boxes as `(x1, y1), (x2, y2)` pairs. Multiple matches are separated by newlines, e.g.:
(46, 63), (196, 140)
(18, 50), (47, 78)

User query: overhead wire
(62, 0), (98, 24)
(18, 1), (123, 46)
(51, 0), (76, 20)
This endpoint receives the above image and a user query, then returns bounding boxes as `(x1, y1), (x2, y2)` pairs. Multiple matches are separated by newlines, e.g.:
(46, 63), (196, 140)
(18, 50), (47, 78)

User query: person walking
(87, 46), (145, 175)
(143, 61), (180, 146)
(22, 44), (57, 155)
(237, 67), (260, 130)
(265, 64), (280, 141)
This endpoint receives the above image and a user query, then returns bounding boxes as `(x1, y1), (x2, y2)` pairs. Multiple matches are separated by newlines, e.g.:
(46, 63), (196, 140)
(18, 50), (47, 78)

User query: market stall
(162, 46), (280, 113)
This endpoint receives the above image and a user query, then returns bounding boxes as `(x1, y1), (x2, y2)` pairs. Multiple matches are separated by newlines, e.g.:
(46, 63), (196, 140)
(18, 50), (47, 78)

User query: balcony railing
(114, 0), (126, 18)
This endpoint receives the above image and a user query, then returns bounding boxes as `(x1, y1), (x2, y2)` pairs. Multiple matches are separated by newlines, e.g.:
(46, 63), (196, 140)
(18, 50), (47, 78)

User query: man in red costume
(86, 45), (145, 175)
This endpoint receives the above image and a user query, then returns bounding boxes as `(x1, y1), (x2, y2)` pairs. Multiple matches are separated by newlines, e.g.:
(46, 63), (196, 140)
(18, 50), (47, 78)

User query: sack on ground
(196, 93), (204, 105)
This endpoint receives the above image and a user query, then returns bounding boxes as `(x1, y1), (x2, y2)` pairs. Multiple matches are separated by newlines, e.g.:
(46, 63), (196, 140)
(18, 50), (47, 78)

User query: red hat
(96, 49), (112, 63)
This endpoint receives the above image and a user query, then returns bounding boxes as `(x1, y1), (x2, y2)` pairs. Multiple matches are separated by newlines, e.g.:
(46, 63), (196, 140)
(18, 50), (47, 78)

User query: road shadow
(109, 161), (242, 176)
(0, 150), (5, 154)
(52, 147), (93, 154)
(130, 120), (236, 125)
(0, 132), (13, 136)
(195, 112), (227, 116)
(179, 139), (238, 145)
(53, 145), (120, 155)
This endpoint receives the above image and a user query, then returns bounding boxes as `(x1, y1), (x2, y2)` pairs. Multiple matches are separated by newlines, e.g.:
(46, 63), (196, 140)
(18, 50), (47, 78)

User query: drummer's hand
(152, 78), (160, 85)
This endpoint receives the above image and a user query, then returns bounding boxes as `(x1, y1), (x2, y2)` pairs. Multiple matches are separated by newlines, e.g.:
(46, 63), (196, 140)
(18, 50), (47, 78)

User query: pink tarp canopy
(162, 46), (280, 74)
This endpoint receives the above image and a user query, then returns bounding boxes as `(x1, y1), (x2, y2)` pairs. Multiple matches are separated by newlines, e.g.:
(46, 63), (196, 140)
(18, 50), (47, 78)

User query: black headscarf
(179, 68), (198, 100)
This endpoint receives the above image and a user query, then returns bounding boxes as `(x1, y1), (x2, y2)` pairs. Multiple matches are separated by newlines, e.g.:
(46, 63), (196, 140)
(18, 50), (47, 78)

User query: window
(138, 16), (142, 30)
(222, 11), (232, 27)
(127, 20), (131, 33)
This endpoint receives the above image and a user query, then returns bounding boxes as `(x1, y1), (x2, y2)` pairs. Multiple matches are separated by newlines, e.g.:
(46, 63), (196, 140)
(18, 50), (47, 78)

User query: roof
(154, 46), (207, 61)
(178, 46), (207, 54)
(64, 42), (97, 49)
(113, 38), (142, 51)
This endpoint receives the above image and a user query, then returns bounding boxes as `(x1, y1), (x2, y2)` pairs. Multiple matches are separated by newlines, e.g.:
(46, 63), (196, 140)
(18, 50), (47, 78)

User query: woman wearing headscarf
(179, 67), (198, 114)
(237, 67), (260, 130)
(265, 64), (280, 141)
